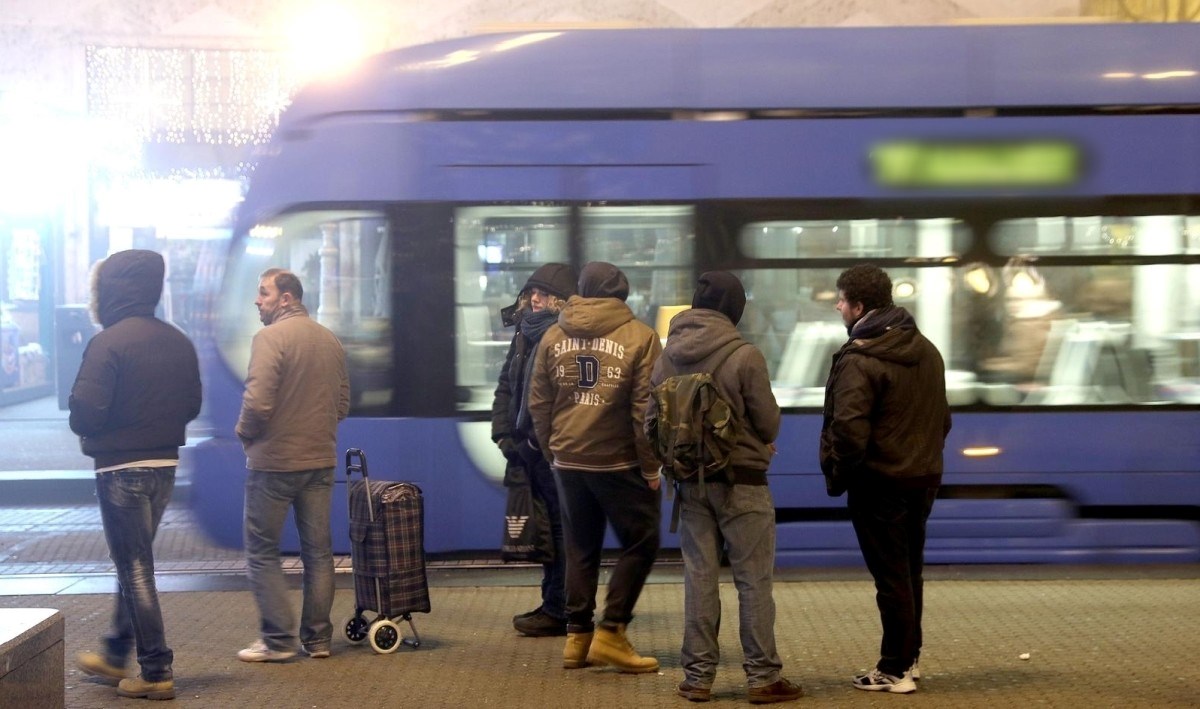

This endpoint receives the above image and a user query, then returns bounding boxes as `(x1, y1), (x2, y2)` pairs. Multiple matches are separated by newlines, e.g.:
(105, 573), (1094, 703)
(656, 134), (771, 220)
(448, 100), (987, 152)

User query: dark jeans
(96, 467), (176, 682)
(528, 456), (567, 619)
(848, 481), (938, 677)
(554, 467), (661, 632)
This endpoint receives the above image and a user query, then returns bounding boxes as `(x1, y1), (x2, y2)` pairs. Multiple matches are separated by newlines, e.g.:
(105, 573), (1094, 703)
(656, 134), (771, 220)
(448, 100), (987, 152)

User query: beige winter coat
(236, 306), (350, 472)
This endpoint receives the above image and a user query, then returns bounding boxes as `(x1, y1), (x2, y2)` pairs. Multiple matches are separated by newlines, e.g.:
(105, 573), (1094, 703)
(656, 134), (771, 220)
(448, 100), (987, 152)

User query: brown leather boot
(563, 632), (593, 669)
(586, 623), (659, 674)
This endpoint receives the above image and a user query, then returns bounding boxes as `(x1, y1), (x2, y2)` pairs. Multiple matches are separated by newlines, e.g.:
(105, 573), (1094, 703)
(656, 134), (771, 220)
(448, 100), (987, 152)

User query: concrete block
(0, 608), (64, 709)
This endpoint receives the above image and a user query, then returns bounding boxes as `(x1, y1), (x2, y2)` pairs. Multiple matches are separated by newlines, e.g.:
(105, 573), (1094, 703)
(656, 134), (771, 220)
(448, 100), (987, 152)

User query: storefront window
(0, 225), (51, 396)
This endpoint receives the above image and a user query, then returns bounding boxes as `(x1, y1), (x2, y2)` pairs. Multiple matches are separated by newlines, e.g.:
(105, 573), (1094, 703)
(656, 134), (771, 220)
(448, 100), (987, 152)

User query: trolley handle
(345, 448), (376, 523)
(346, 448), (369, 480)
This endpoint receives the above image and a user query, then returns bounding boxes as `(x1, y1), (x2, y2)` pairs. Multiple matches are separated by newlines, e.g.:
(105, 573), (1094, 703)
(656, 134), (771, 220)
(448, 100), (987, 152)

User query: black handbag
(500, 463), (554, 563)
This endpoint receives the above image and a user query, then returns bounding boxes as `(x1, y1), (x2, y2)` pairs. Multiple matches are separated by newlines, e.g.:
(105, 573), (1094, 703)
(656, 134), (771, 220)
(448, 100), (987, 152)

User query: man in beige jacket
(236, 268), (350, 663)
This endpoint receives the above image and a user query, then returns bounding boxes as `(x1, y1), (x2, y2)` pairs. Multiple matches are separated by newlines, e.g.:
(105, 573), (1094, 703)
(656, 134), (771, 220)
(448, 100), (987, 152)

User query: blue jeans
(678, 481), (782, 689)
(96, 467), (175, 682)
(244, 468), (335, 653)
(528, 457), (566, 618)
(848, 482), (938, 677)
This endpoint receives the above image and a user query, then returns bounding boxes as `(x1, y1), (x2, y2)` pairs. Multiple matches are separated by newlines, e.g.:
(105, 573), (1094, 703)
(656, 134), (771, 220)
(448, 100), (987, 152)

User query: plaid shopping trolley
(343, 448), (431, 654)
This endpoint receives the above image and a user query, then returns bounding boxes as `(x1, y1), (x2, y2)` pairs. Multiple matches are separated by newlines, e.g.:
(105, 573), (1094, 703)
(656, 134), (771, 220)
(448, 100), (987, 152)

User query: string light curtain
(86, 46), (293, 146)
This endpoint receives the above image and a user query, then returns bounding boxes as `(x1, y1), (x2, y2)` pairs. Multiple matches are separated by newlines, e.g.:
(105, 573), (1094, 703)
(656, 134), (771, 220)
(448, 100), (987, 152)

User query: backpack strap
(708, 340), (749, 381)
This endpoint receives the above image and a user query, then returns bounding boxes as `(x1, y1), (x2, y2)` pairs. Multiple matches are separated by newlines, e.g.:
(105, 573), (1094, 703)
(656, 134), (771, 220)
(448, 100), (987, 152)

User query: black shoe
(512, 606), (542, 623)
(513, 610), (567, 637)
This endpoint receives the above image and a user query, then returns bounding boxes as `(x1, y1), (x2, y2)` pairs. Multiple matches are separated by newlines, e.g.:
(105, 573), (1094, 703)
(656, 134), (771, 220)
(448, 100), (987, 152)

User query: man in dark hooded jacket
(71, 249), (202, 701)
(819, 264), (951, 695)
(491, 262), (576, 637)
(528, 261), (663, 674)
(647, 271), (803, 704)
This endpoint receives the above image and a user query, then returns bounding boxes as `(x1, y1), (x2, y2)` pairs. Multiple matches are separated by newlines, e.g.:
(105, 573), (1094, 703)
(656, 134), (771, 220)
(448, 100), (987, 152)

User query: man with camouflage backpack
(647, 271), (803, 704)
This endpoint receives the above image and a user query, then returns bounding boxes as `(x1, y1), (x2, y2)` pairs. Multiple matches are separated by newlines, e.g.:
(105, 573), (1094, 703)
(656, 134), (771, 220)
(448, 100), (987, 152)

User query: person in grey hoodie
(647, 271), (803, 704)
(236, 268), (350, 664)
(71, 249), (202, 701)
(528, 261), (663, 674)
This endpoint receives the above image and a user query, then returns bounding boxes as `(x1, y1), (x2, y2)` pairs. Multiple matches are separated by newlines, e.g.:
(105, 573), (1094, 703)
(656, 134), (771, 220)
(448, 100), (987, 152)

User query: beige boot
(117, 675), (176, 700)
(586, 623), (659, 674)
(563, 632), (593, 669)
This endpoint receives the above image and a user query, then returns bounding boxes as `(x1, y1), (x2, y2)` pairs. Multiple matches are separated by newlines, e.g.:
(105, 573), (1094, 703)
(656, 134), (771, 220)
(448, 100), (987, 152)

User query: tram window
(454, 206), (570, 411)
(979, 215), (1200, 405)
(738, 265), (970, 406)
(992, 215), (1190, 256)
(736, 218), (971, 406)
(581, 206), (695, 332)
(1186, 217), (1200, 254)
(739, 218), (970, 259)
(216, 209), (394, 414)
(974, 263), (1154, 405)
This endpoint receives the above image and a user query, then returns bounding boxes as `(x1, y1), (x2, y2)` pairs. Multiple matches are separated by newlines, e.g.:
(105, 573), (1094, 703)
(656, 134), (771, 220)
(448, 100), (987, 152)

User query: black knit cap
(523, 262), (577, 300)
(692, 271), (746, 325)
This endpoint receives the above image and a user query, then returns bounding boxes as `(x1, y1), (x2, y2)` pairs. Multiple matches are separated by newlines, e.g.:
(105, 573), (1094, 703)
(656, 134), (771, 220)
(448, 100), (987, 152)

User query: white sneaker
(237, 639), (296, 663)
(911, 659), (921, 681)
(853, 668), (917, 694)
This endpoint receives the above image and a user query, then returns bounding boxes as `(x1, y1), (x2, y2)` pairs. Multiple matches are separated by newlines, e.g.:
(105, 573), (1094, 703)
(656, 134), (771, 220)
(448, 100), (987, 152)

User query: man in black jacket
(71, 249), (202, 701)
(819, 264), (950, 695)
(491, 262), (576, 637)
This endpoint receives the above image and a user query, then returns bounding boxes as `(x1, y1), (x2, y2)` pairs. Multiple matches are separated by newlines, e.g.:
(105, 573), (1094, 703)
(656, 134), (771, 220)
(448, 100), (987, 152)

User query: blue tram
(190, 23), (1200, 564)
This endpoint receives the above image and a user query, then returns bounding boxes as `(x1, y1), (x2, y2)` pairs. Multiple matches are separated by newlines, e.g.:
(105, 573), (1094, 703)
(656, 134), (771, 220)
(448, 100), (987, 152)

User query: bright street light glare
(285, 4), (370, 83)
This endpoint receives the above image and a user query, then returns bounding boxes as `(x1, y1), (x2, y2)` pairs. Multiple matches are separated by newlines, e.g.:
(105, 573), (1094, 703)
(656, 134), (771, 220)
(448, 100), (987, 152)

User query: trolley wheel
(344, 615), (370, 644)
(368, 619), (402, 654)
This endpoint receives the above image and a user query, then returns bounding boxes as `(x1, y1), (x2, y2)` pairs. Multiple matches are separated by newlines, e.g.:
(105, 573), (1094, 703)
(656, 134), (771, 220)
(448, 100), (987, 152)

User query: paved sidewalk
(3, 503), (1198, 706)
(6, 567), (1198, 708)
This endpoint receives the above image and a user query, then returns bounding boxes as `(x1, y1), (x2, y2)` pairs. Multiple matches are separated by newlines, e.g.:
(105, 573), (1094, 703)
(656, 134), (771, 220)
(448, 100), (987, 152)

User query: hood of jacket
(92, 250), (164, 328)
(557, 294), (635, 338)
(577, 261), (629, 300)
(846, 305), (924, 366)
(663, 308), (742, 368)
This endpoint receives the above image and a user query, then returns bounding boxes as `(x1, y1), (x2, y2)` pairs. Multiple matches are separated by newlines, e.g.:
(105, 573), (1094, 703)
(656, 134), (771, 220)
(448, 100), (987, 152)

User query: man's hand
(497, 437), (522, 463)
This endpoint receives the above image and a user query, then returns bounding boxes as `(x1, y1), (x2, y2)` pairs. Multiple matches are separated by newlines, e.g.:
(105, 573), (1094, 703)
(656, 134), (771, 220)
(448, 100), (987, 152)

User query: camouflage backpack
(649, 342), (747, 484)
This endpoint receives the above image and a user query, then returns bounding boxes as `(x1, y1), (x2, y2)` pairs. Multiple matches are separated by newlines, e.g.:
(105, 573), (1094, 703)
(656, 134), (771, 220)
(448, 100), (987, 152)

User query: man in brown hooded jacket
(529, 261), (663, 674)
